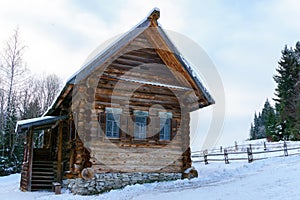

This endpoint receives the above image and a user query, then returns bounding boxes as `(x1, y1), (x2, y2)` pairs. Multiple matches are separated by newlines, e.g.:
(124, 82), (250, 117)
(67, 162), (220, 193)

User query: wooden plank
(102, 67), (178, 83)
(28, 127), (34, 191)
(97, 80), (180, 97)
(119, 53), (163, 64)
(95, 88), (180, 104)
(142, 28), (206, 104)
(57, 122), (63, 183)
(128, 48), (159, 57)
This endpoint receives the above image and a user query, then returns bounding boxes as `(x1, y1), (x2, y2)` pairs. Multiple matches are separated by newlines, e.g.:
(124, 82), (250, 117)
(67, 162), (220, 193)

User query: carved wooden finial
(148, 8), (160, 21)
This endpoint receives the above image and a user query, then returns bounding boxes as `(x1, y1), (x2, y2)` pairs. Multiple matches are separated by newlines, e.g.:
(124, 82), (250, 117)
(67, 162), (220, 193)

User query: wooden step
(30, 158), (59, 191)
(32, 175), (54, 179)
(31, 183), (53, 187)
(31, 183), (52, 190)
(32, 167), (53, 171)
(32, 171), (53, 175)
(31, 179), (53, 183)
(33, 160), (53, 163)
(32, 162), (53, 165)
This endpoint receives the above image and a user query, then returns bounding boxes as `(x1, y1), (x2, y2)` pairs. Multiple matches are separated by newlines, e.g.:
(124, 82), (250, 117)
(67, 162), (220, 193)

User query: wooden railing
(192, 141), (300, 164)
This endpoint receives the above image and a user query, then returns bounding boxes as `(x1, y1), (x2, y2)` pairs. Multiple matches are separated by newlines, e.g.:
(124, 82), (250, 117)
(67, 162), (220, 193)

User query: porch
(16, 116), (69, 191)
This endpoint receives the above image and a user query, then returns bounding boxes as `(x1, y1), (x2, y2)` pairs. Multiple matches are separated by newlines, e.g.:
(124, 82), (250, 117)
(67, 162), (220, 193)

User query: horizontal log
(94, 99), (181, 111)
(119, 53), (163, 64)
(103, 67), (177, 83)
(90, 137), (183, 147)
(91, 146), (183, 155)
(92, 153), (182, 162)
(92, 164), (182, 173)
(96, 88), (180, 102)
(91, 157), (182, 167)
(95, 93), (180, 107)
(97, 81), (180, 97)
(127, 48), (159, 59)
(113, 57), (145, 67)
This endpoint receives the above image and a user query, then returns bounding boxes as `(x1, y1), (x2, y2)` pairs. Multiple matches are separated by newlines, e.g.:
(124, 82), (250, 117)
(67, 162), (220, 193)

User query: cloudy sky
(1, 0), (300, 148)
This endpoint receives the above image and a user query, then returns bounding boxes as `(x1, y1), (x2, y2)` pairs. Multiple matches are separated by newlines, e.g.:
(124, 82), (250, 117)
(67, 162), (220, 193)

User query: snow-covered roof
(15, 115), (68, 133)
(45, 8), (214, 115)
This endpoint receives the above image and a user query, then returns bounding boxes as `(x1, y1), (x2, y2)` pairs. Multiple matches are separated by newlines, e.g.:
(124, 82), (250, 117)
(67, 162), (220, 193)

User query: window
(105, 108), (121, 138)
(160, 118), (171, 140)
(134, 116), (147, 139)
(134, 110), (148, 139)
(159, 112), (172, 141)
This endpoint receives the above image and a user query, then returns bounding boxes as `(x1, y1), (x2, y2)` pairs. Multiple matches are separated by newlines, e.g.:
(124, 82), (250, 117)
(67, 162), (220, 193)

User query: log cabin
(15, 8), (214, 195)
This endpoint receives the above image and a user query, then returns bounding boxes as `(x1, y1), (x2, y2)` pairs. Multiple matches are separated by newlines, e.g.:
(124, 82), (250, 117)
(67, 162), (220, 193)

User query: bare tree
(19, 73), (62, 118)
(42, 74), (61, 113)
(0, 28), (28, 161)
(0, 28), (62, 172)
(34, 73), (62, 113)
(1, 28), (28, 114)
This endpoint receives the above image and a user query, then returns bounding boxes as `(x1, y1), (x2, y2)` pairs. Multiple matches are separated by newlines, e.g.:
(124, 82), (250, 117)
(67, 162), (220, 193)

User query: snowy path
(1, 155), (300, 200)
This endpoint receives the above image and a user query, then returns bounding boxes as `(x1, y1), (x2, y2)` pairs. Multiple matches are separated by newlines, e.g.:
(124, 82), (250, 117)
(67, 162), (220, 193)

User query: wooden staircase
(31, 149), (56, 191)
(31, 161), (55, 191)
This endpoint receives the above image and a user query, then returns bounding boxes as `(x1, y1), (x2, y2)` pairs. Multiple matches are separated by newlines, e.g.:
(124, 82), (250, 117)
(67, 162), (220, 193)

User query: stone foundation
(63, 172), (182, 195)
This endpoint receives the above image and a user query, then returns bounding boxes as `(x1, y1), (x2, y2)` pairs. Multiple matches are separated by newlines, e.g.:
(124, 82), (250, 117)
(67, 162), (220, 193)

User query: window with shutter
(159, 118), (171, 140)
(159, 112), (172, 141)
(133, 110), (148, 139)
(105, 108), (122, 138)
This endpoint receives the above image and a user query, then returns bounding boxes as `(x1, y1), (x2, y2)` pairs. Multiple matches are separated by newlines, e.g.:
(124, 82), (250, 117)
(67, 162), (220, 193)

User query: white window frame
(133, 110), (148, 139)
(105, 108), (122, 138)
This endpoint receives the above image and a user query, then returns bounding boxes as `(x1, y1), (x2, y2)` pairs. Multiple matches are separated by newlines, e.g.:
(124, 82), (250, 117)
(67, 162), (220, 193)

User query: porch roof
(15, 115), (68, 133)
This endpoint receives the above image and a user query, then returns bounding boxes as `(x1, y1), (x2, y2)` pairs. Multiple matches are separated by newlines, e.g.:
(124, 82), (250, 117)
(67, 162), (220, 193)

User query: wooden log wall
(69, 33), (196, 175)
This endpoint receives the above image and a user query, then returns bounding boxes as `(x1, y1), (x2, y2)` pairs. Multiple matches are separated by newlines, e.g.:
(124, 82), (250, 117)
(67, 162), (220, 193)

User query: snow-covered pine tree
(273, 43), (300, 140)
(292, 42), (300, 139)
(262, 99), (277, 141)
(250, 99), (277, 140)
(250, 112), (265, 140)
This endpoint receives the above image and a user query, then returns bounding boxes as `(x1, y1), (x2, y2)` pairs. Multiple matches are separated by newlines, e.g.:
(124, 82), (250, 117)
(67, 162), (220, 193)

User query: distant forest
(0, 29), (62, 175)
(250, 42), (300, 141)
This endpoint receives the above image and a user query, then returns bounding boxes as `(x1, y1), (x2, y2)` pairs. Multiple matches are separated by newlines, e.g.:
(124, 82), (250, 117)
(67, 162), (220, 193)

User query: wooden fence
(192, 141), (300, 164)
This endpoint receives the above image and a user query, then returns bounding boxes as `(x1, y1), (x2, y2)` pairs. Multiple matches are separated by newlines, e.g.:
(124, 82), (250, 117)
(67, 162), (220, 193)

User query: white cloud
(1, 0), (300, 147)
(0, 0), (114, 79)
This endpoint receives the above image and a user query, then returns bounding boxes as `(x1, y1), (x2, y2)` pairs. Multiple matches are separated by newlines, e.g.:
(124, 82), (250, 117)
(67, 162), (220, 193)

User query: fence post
(235, 141), (238, 151)
(224, 149), (229, 164)
(220, 146), (223, 152)
(283, 141), (288, 156)
(203, 150), (208, 165)
(264, 142), (267, 151)
(247, 145), (253, 163)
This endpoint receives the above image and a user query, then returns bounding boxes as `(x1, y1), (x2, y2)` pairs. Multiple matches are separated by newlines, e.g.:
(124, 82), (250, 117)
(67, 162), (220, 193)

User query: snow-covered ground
(1, 139), (299, 200)
(1, 154), (300, 200)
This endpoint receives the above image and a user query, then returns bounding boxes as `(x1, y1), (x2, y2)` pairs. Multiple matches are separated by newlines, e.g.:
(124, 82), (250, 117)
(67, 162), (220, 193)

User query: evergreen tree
(273, 43), (300, 140)
(250, 99), (277, 140)
(250, 123), (255, 140)
(262, 99), (277, 140)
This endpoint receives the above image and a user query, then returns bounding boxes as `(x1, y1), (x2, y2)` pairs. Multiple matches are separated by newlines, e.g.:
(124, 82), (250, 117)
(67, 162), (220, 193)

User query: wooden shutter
(171, 118), (177, 140)
(99, 112), (106, 136)
(153, 117), (160, 141)
(127, 115), (134, 141)
(146, 116), (151, 140)
(120, 114), (128, 141)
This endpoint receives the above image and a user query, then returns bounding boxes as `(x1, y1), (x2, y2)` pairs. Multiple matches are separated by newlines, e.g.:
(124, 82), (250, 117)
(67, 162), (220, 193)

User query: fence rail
(192, 141), (300, 164)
